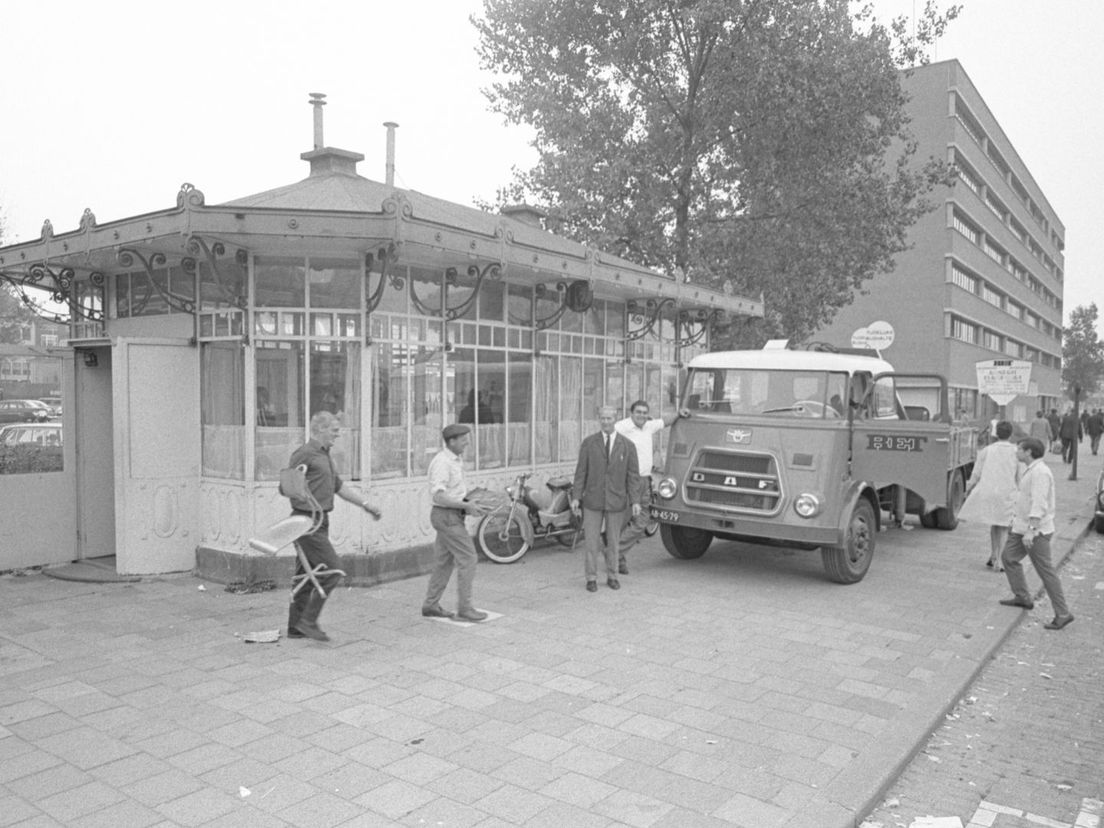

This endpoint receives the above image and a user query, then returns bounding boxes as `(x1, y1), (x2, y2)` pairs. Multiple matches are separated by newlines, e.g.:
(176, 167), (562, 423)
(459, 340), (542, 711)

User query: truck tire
(660, 524), (712, 559)
(1093, 513), (1104, 534)
(933, 469), (965, 530)
(476, 513), (530, 563)
(822, 499), (876, 584)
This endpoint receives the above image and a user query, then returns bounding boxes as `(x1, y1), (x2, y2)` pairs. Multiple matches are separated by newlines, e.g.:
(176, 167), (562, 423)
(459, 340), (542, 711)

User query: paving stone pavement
(861, 516), (1104, 828)
(1, 453), (1100, 827)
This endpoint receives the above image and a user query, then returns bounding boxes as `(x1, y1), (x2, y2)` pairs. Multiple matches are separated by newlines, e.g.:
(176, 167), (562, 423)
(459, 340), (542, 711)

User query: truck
(652, 343), (977, 583)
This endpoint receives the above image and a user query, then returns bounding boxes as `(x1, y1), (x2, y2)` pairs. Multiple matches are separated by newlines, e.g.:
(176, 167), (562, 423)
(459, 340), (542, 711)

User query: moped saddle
(545, 477), (572, 491)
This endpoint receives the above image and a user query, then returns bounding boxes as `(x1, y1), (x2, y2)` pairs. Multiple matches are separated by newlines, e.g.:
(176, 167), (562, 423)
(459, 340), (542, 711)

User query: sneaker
(456, 609), (488, 622)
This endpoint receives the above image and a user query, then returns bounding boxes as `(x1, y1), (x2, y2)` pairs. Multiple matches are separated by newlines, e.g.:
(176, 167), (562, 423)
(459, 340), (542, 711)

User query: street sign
(976, 359), (1033, 406)
(850, 320), (895, 351)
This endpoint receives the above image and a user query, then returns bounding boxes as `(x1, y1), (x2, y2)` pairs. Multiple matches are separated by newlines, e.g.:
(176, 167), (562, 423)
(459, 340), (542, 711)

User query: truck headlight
(794, 493), (820, 518)
(656, 477), (678, 499)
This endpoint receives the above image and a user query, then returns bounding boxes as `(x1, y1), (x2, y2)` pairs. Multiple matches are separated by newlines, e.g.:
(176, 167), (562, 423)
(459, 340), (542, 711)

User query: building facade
(0, 99), (761, 575)
(816, 60), (1065, 424)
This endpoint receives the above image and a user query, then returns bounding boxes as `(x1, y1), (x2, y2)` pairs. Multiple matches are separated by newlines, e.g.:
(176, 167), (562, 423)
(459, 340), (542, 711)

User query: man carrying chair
(286, 411), (381, 641)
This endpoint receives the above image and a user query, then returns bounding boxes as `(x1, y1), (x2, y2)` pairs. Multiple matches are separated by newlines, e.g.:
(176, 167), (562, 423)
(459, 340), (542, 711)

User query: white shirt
(614, 417), (665, 473)
(428, 448), (467, 502)
(1012, 458), (1056, 535)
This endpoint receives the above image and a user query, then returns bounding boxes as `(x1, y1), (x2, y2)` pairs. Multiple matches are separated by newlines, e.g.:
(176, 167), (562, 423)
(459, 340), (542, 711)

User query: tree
(1062, 303), (1104, 401)
(474, 0), (959, 343)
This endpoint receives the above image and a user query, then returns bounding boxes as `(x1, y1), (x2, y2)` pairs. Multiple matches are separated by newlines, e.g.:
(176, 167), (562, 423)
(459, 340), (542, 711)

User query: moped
(476, 472), (583, 563)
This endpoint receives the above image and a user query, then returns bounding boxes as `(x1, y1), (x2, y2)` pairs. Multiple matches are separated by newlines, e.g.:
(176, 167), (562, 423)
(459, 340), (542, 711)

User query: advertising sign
(850, 321), (895, 351)
(975, 359), (1033, 406)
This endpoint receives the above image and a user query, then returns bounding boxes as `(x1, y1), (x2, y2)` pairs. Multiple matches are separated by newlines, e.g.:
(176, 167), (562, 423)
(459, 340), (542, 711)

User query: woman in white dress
(958, 420), (1020, 570)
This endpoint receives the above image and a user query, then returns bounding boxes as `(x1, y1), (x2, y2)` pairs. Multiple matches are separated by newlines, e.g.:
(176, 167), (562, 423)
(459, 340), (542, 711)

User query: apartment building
(816, 59), (1064, 424)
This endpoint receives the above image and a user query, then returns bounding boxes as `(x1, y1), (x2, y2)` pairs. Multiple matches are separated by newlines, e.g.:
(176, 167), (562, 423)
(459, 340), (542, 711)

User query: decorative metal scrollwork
(625, 297), (675, 341)
(117, 248), (196, 314)
(533, 282), (570, 331)
(184, 235), (246, 309)
(405, 261), (504, 321)
(675, 307), (722, 346)
(0, 264), (106, 325)
(366, 243), (404, 313)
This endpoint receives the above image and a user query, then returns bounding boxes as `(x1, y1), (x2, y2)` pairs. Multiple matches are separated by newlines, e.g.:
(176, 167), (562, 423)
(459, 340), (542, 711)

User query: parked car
(1095, 463), (1104, 534)
(0, 422), (62, 448)
(38, 396), (63, 418)
(0, 399), (51, 424)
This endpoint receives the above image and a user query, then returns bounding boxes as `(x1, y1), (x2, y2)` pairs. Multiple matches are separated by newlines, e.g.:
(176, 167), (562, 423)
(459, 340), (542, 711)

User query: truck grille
(684, 450), (782, 514)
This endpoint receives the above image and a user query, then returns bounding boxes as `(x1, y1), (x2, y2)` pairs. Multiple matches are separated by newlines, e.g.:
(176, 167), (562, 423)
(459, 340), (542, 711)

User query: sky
(0, 0), (1099, 323)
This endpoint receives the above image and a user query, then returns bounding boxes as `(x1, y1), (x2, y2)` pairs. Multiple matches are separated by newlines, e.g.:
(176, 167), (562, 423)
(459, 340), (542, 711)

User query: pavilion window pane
(507, 351), (531, 466)
(606, 362), (624, 417)
(411, 346), (444, 476)
(201, 342), (244, 479)
(373, 262), (408, 314)
(584, 299), (604, 335)
(255, 341), (306, 480)
(625, 362), (643, 406)
(115, 273), (130, 318)
(584, 358), (604, 416)
(561, 304), (583, 332)
(476, 349), (506, 469)
(479, 278), (505, 322)
(533, 355), (557, 464)
(372, 342), (408, 478)
(606, 301), (626, 338)
(311, 341), (360, 480)
(559, 356), (583, 462)
(308, 258), (360, 309)
(410, 266), (443, 319)
(452, 346), (478, 463)
(448, 267), (478, 322)
(507, 283), (531, 325)
(199, 258), (245, 311)
(645, 363), (662, 415)
(255, 257), (305, 308)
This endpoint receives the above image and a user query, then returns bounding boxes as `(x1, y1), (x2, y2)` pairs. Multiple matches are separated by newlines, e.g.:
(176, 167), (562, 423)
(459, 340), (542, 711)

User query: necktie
(604, 434), (610, 458)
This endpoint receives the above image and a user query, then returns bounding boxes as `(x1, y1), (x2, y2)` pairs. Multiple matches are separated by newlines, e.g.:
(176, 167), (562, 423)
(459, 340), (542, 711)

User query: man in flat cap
(422, 423), (492, 622)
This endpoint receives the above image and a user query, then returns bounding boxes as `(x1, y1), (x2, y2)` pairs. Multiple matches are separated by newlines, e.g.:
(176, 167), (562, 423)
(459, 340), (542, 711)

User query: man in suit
(571, 406), (642, 592)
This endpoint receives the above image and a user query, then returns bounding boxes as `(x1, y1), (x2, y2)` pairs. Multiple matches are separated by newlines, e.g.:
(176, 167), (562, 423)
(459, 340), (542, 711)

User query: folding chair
(248, 464), (346, 598)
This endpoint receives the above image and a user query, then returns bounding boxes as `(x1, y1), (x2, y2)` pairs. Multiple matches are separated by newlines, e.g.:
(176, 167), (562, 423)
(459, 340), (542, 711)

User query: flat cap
(442, 423), (470, 441)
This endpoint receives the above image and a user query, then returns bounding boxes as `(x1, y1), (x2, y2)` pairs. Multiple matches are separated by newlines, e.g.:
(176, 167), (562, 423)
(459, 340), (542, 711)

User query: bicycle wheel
(476, 512), (530, 563)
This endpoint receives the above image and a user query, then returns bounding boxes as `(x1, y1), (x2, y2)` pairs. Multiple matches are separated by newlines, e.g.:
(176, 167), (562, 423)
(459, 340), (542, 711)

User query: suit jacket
(573, 430), (642, 512)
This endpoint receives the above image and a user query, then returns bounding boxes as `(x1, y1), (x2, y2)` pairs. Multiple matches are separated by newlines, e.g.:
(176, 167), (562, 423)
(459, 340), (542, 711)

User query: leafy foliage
(1062, 303), (1104, 400)
(474, 0), (959, 343)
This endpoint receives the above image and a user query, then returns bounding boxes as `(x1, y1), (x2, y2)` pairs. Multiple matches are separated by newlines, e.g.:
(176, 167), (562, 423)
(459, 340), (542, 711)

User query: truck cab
(653, 344), (975, 583)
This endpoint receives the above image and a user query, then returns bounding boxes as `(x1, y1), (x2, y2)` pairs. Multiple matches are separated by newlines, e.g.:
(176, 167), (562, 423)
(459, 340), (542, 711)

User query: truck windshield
(683, 369), (850, 419)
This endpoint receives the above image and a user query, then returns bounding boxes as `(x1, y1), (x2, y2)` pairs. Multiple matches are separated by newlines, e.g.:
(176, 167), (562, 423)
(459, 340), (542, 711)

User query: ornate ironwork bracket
(365, 243), (403, 313)
(675, 308), (722, 347)
(625, 297), (675, 341)
(0, 264), (105, 324)
(117, 248), (195, 314)
(406, 261), (503, 321)
(533, 282), (571, 331)
(184, 235), (247, 309)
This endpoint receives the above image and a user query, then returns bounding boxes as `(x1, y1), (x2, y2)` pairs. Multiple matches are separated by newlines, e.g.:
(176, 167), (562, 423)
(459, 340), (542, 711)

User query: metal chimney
(383, 121), (398, 186)
(309, 92), (327, 149)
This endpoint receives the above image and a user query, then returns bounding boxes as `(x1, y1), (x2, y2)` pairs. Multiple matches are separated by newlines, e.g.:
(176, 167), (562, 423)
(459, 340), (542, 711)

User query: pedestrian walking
(286, 411), (382, 642)
(1058, 408), (1082, 464)
(998, 437), (1074, 630)
(1046, 408), (1061, 442)
(613, 399), (685, 573)
(422, 424), (492, 622)
(1087, 408), (1103, 455)
(1028, 410), (1051, 444)
(958, 420), (1019, 570)
(571, 405), (642, 592)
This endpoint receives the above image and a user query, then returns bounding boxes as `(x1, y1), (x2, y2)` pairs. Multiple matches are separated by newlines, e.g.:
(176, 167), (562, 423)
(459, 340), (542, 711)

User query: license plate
(650, 507), (680, 522)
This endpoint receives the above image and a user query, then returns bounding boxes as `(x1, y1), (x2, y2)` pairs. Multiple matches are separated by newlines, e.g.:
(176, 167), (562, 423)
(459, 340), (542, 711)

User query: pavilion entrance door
(112, 339), (199, 574)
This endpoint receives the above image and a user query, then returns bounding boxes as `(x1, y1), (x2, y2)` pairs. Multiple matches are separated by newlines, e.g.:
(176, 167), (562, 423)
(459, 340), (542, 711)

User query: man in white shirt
(998, 437), (1073, 630)
(613, 399), (685, 573)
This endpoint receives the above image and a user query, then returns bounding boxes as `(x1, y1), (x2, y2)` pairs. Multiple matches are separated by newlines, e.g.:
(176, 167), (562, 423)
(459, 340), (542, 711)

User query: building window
(952, 211), (979, 244)
(115, 266), (195, 318)
(950, 264), (977, 293)
(949, 317), (977, 344)
(201, 342), (245, 479)
(954, 160), (981, 195)
(983, 239), (1006, 267)
(984, 190), (1007, 221)
(982, 330), (1001, 351)
(981, 284), (1002, 308)
(1006, 301), (1023, 321)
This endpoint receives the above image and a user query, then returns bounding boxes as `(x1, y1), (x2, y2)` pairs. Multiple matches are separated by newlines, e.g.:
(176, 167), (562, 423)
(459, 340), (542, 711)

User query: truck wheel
(822, 499), (876, 584)
(1093, 513), (1104, 534)
(660, 524), (712, 559)
(477, 513), (530, 564)
(934, 469), (965, 530)
(919, 510), (937, 529)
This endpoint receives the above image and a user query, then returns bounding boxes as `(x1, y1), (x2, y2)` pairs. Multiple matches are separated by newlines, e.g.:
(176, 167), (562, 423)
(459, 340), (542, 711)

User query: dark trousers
(1061, 437), (1074, 463)
(289, 513), (341, 628)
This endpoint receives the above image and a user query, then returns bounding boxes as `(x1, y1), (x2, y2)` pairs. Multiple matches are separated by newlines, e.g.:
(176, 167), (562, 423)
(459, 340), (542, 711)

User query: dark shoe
(286, 627), (305, 639)
(1043, 614), (1074, 630)
(618, 560), (629, 575)
(456, 609), (488, 622)
(985, 559), (994, 568)
(292, 620), (330, 641)
(421, 605), (455, 619)
(999, 597), (1034, 610)
(586, 581), (598, 593)
(607, 578), (620, 590)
